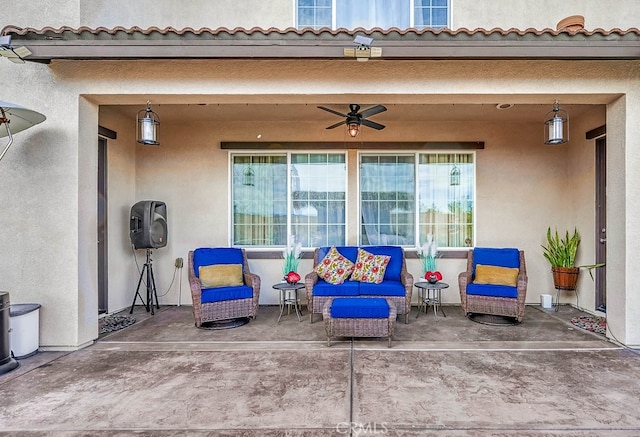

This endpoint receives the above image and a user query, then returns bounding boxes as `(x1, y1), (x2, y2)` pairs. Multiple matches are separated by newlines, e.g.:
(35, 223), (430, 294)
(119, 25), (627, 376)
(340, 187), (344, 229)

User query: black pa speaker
(129, 200), (168, 249)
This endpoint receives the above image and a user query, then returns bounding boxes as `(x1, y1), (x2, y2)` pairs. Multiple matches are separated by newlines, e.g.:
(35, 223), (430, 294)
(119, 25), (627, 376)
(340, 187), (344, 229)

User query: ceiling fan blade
(359, 105), (387, 119)
(317, 106), (348, 118)
(326, 120), (346, 130)
(361, 119), (386, 130)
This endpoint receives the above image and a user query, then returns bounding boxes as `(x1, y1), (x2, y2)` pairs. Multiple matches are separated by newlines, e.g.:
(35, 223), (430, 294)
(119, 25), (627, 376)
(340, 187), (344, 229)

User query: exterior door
(595, 137), (606, 311)
(98, 137), (108, 314)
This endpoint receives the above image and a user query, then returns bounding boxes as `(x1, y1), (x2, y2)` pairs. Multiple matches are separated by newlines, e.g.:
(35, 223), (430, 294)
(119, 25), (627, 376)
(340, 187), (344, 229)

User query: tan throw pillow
(474, 264), (519, 286)
(199, 264), (243, 288)
(314, 247), (355, 285)
(350, 248), (391, 284)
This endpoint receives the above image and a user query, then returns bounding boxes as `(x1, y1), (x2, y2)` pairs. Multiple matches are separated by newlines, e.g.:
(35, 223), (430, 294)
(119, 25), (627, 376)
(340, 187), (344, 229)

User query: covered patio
(1, 303), (639, 435)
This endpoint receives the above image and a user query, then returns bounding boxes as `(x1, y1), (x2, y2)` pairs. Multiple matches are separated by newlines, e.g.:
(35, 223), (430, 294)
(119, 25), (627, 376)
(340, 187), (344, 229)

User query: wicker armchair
(188, 248), (260, 328)
(458, 248), (527, 322)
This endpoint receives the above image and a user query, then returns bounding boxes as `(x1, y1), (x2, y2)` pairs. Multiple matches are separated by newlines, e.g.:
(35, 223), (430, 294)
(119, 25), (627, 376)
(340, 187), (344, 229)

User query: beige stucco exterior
(1, 1), (640, 348)
(4, 0), (639, 32)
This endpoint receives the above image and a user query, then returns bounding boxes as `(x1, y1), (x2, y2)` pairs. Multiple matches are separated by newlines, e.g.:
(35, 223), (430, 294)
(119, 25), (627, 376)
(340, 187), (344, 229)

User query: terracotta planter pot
(551, 266), (580, 290)
(556, 15), (585, 32)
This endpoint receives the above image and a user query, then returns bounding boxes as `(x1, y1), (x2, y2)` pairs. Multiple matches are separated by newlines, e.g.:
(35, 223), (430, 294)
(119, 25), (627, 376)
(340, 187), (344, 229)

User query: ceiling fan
(317, 103), (387, 137)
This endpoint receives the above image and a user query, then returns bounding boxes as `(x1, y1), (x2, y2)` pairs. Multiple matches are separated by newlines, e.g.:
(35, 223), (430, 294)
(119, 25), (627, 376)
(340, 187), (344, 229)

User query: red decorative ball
(425, 271), (443, 283)
(286, 271), (301, 284)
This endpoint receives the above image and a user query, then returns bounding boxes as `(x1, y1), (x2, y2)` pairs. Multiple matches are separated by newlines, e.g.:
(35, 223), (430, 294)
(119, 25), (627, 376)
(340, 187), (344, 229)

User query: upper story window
(296, 0), (449, 30)
(415, 0), (448, 29)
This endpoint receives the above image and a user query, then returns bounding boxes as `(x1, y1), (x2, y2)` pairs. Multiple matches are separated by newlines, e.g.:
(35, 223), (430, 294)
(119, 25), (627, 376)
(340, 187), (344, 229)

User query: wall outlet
(175, 257), (183, 268)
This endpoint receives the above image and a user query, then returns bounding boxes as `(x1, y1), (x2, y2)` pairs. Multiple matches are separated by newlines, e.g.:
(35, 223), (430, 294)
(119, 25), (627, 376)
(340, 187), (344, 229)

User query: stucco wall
(451, 0), (640, 31)
(0, 0), (80, 28)
(98, 107), (138, 314)
(0, 60), (87, 349)
(3, 0), (640, 31)
(566, 106), (606, 311)
(129, 115), (581, 309)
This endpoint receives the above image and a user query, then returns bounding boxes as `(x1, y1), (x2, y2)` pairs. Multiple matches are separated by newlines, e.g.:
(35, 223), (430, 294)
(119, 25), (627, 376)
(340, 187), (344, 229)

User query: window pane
(232, 155), (287, 246)
(415, 0), (449, 29)
(418, 153), (474, 248)
(337, 0), (410, 29)
(291, 153), (346, 247)
(431, 8), (448, 27)
(297, 0), (332, 29)
(360, 155), (415, 246)
(298, 8), (315, 27)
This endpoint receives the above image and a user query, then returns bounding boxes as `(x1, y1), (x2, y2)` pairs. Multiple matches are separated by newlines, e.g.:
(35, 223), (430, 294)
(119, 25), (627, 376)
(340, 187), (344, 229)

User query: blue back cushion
(317, 246), (358, 264)
(317, 246), (403, 281)
(365, 246), (403, 281)
(193, 247), (244, 278)
(473, 248), (520, 278)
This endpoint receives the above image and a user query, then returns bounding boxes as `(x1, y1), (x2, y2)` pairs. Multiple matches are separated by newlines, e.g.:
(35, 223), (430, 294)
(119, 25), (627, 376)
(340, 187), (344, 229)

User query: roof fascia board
(17, 40), (640, 61)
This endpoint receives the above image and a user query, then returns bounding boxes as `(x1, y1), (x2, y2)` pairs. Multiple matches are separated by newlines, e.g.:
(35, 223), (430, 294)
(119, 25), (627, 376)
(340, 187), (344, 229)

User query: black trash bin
(0, 292), (19, 375)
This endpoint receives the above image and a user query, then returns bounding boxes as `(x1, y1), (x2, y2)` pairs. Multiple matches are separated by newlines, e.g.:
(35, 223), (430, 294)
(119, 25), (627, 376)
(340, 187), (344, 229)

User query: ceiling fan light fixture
(318, 104), (386, 136)
(347, 122), (360, 138)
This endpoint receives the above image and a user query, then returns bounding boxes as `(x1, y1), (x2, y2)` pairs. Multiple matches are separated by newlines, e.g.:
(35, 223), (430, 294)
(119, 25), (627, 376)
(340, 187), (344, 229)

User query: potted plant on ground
(541, 227), (604, 290)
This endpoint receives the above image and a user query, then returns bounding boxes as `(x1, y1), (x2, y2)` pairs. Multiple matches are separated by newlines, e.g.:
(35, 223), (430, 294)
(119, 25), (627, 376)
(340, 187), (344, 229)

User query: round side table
(415, 281), (449, 320)
(273, 282), (305, 322)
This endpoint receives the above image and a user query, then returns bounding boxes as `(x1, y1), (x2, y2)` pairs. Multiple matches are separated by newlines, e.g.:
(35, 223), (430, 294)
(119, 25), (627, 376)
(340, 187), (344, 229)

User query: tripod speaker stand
(130, 248), (160, 315)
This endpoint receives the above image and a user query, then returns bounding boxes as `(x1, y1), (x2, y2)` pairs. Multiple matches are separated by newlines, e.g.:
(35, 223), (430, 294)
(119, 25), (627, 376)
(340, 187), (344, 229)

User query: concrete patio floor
(1, 303), (639, 436)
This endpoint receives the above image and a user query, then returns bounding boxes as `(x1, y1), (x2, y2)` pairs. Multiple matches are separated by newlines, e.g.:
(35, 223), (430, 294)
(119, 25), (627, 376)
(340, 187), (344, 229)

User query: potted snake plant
(541, 227), (604, 290)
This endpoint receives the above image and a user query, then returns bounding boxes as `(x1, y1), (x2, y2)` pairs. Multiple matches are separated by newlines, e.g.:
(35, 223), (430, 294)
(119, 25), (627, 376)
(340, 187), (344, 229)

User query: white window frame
(357, 150), (476, 249)
(229, 151), (348, 249)
(294, 0), (450, 30)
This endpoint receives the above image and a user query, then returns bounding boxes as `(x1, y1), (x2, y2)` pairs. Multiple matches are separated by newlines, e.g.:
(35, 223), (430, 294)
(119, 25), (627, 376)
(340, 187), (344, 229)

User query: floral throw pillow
(314, 247), (355, 285)
(350, 248), (391, 284)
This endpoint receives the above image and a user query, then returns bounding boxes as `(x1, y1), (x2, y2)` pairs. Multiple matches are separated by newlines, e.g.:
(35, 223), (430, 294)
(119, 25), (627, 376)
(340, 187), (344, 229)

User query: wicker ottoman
(323, 297), (397, 348)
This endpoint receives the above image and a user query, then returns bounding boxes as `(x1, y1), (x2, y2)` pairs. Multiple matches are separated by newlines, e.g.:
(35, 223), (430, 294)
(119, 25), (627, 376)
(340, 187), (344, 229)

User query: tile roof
(5, 25), (640, 39)
(3, 26), (640, 62)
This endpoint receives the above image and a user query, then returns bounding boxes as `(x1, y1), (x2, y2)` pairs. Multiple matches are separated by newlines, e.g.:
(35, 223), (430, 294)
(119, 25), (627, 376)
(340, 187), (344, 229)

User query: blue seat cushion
(193, 248), (245, 278)
(358, 280), (406, 297)
(314, 280), (360, 296)
(201, 285), (254, 303)
(466, 283), (518, 299)
(330, 297), (389, 318)
(364, 246), (404, 281)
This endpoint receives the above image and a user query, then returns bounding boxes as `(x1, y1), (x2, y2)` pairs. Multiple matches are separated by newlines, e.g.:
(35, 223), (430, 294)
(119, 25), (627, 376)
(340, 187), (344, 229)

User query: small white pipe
(0, 123), (14, 162)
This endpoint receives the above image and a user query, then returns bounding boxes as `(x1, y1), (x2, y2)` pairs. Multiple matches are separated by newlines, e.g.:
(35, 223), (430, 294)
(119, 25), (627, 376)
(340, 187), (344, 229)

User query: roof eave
(14, 41), (640, 62)
(5, 26), (640, 62)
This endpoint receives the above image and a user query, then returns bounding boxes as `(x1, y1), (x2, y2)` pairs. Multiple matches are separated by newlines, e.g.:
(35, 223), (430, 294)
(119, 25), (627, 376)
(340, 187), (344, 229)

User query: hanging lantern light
(136, 101), (160, 145)
(450, 165), (460, 186)
(543, 100), (569, 145)
(243, 165), (255, 186)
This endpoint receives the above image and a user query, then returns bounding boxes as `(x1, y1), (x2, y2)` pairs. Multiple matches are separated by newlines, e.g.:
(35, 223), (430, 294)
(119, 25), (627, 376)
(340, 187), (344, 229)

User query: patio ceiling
(104, 102), (597, 125)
